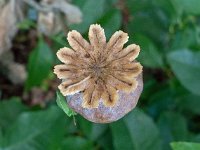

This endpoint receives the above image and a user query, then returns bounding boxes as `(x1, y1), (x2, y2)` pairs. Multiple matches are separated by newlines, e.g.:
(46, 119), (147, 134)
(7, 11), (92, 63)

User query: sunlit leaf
(171, 142), (200, 150)
(56, 91), (76, 117)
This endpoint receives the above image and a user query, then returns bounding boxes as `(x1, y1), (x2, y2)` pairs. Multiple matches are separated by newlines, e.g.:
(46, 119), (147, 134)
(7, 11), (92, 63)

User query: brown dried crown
(54, 24), (143, 108)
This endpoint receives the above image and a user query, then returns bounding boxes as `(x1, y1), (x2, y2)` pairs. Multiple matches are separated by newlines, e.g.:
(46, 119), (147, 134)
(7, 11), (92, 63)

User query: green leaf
(126, 0), (167, 44)
(76, 116), (111, 149)
(0, 127), (3, 148)
(89, 123), (108, 141)
(98, 9), (122, 38)
(147, 88), (175, 118)
(0, 98), (27, 148)
(170, 142), (200, 150)
(192, 134), (200, 143)
(1, 106), (68, 150)
(173, 0), (200, 15)
(171, 27), (200, 50)
(132, 34), (164, 68)
(56, 91), (76, 117)
(26, 38), (54, 90)
(77, 116), (92, 136)
(126, 0), (154, 14)
(69, 0), (105, 33)
(61, 137), (93, 150)
(77, 116), (108, 140)
(167, 49), (200, 96)
(97, 128), (114, 150)
(111, 120), (134, 150)
(110, 108), (162, 150)
(0, 98), (27, 129)
(154, 0), (182, 21)
(177, 94), (200, 115)
(17, 19), (36, 30)
(157, 112), (188, 150)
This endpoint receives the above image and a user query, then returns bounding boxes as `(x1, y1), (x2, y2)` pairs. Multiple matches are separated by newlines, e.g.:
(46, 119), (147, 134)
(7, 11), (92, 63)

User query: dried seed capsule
(67, 74), (143, 123)
(54, 24), (143, 123)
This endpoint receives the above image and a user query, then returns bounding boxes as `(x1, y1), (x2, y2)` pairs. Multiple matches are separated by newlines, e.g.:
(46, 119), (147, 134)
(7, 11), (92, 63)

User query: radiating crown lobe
(54, 24), (143, 108)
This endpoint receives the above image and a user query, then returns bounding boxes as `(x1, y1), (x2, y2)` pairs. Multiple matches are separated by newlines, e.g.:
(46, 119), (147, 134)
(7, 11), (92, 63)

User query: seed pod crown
(54, 24), (143, 108)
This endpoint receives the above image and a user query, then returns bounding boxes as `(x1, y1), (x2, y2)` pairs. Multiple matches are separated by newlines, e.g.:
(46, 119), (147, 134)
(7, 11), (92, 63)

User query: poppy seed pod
(54, 24), (143, 123)
(67, 74), (143, 123)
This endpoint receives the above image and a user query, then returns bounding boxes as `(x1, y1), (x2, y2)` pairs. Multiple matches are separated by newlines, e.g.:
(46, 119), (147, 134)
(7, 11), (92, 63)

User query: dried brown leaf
(0, 0), (21, 55)
(37, 0), (82, 35)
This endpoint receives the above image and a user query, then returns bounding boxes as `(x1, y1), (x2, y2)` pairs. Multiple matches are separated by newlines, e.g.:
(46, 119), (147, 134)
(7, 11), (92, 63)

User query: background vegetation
(0, 0), (200, 150)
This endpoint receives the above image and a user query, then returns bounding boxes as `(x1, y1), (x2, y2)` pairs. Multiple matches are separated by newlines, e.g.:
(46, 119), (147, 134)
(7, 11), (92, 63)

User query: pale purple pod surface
(66, 74), (143, 123)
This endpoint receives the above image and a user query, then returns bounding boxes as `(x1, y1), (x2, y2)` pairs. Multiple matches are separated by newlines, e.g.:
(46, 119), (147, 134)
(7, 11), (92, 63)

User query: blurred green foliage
(171, 142), (200, 150)
(0, 0), (200, 150)
(26, 37), (54, 91)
